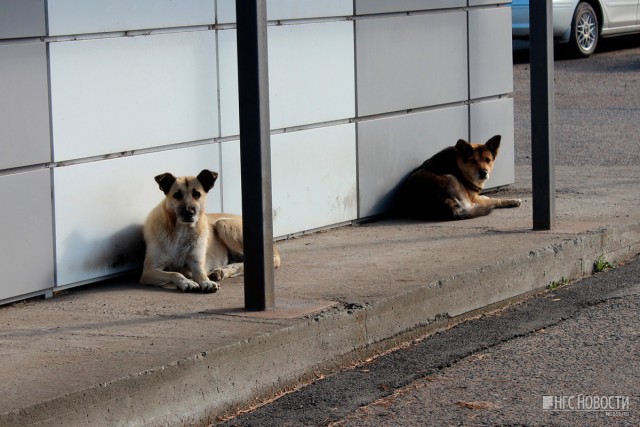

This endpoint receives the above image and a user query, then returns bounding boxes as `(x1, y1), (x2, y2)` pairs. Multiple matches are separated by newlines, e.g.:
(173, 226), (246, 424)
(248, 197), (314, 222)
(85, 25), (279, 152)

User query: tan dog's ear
(155, 173), (176, 194)
(197, 169), (219, 193)
(485, 135), (501, 157)
(455, 139), (473, 156)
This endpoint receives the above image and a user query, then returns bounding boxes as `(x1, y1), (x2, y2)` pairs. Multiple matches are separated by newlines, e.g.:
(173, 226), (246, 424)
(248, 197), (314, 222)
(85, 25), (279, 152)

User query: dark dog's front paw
(200, 280), (220, 293)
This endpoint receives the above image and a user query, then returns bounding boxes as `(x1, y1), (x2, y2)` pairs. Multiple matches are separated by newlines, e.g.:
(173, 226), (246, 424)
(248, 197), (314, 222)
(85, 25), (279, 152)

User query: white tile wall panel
(469, 7), (514, 99)
(49, 31), (218, 162)
(267, 22), (355, 130)
(216, 1), (234, 24)
(0, 170), (54, 301)
(220, 124), (357, 237)
(218, 21), (355, 135)
(470, 98), (515, 188)
(355, 0), (465, 15)
(219, 140), (243, 216)
(53, 145), (222, 286)
(217, 0), (352, 24)
(0, 0), (46, 39)
(217, 30), (242, 136)
(47, 0), (215, 36)
(356, 12), (468, 117)
(0, 42), (51, 169)
(357, 106), (469, 217)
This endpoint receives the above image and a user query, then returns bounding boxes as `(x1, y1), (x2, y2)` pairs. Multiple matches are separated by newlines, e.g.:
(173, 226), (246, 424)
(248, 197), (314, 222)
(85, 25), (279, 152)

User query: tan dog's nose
(179, 205), (197, 222)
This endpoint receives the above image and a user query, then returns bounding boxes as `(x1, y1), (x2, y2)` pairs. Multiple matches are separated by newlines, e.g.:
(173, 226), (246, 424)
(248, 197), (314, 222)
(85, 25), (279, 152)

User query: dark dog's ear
(197, 169), (219, 193)
(455, 139), (473, 156)
(485, 135), (501, 157)
(154, 173), (176, 194)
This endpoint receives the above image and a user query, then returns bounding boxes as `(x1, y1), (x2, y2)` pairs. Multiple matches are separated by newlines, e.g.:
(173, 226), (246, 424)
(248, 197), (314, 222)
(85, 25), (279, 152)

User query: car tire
(569, 2), (599, 57)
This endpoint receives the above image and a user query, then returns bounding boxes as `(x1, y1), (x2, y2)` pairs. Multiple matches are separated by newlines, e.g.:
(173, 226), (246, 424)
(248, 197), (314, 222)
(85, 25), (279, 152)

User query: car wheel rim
(576, 10), (597, 52)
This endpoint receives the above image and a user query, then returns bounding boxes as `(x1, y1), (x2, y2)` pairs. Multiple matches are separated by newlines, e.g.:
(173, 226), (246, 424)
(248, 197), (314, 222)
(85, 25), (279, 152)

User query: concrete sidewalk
(1, 165), (639, 427)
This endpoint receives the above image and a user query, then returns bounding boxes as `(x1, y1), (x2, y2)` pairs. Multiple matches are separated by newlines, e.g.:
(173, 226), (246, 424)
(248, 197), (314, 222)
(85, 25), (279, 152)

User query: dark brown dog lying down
(395, 135), (521, 220)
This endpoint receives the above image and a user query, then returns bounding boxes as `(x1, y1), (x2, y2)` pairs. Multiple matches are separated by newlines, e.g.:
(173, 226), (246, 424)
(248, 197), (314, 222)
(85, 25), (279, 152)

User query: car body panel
(602, 0), (638, 29)
(511, 0), (640, 42)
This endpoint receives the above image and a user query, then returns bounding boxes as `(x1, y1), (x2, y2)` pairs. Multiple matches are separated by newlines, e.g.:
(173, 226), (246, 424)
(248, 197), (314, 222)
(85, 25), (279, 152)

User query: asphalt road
(513, 34), (640, 167)
(331, 260), (640, 427)
(219, 257), (639, 427)
(217, 38), (640, 427)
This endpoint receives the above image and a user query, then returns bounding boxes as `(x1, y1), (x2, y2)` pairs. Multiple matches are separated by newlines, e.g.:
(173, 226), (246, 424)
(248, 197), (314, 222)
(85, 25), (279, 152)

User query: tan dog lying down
(140, 169), (280, 293)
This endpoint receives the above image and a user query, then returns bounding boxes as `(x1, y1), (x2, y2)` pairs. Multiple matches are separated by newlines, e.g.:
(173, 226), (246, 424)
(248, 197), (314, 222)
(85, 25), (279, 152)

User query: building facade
(0, 0), (513, 303)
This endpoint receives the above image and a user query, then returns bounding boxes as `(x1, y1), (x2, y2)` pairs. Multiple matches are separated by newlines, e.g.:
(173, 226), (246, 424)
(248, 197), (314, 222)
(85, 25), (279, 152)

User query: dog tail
(453, 205), (493, 220)
(273, 245), (281, 269)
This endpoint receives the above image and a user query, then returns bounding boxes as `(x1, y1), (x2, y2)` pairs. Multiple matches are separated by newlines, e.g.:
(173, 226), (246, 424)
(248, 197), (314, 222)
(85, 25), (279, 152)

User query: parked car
(511, 0), (640, 57)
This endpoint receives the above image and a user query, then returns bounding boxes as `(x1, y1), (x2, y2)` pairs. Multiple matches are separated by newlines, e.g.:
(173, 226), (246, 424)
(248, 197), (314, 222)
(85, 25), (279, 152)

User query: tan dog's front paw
(176, 278), (201, 292)
(199, 280), (220, 293)
(211, 268), (226, 282)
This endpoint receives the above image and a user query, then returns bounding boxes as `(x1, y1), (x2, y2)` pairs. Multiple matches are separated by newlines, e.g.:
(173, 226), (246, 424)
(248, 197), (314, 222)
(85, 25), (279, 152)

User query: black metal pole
(530, 0), (556, 230)
(235, 0), (275, 310)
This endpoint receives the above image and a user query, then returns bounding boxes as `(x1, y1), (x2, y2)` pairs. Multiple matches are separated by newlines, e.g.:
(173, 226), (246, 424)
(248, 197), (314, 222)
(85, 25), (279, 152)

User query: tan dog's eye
(485, 157), (492, 163)
(173, 191), (183, 200)
(192, 190), (201, 200)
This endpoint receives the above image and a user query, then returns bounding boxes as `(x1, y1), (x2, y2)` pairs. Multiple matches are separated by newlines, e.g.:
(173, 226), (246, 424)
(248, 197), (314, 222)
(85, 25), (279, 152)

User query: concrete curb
(2, 223), (639, 427)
